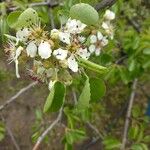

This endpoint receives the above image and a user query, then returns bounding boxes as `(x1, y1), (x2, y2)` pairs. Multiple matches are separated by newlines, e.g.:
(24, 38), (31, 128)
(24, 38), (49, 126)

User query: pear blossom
(104, 10), (115, 20)
(66, 18), (87, 34)
(53, 48), (68, 60)
(77, 48), (90, 60)
(101, 36), (109, 46)
(16, 28), (30, 42)
(59, 32), (71, 45)
(67, 55), (78, 72)
(38, 41), (52, 59)
(15, 46), (23, 78)
(26, 41), (37, 58)
(90, 31), (104, 44)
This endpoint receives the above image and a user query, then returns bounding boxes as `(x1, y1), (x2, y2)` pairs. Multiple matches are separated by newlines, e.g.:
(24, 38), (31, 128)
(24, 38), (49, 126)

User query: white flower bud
(38, 41), (52, 59)
(53, 48), (68, 60)
(104, 10), (115, 20)
(26, 41), (37, 58)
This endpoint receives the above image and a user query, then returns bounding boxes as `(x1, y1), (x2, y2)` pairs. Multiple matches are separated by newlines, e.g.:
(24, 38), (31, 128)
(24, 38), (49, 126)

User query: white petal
(97, 32), (103, 40)
(101, 37), (108, 46)
(78, 36), (86, 43)
(102, 22), (109, 30)
(48, 80), (56, 90)
(59, 32), (71, 45)
(15, 46), (23, 78)
(16, 28), (30, 42)
(51, 29), (59, 38)
(38, 41), (52, 59)
(89, 45), (96, 53)
(66, 18), (86, 34)
(67, 55), (78, 72)
(104, 10), (115, 20)
(53, 48), (68, 60)
(95, 47), (101, 56)
(90, 35), (97, 44)
(77, 48), (90, 60)
(26, 41), (37, 58)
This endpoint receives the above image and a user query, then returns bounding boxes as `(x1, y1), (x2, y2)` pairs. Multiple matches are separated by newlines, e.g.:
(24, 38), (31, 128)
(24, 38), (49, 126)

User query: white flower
(26, 41), (37, 58)
(53, 48), (68, 60)
(67, 55), (78, 72)
(89, 44), (96, 53)
(102, 22), (114, 39)
(66, 18), (87, 34)
(90, 35), (97, 44)
(16, 28), (30, 42)
(59, 32), (71, 45)
(104, 10), (115, 20)
(38, 41), (52, 59)
(15, 46), (23, 78)
(95, 47), (101, 56)
(77, 48), (90, 60)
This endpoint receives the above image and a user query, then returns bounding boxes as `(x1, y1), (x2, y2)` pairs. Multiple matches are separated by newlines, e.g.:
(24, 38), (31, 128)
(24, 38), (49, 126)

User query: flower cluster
(5, 10), (115, 89)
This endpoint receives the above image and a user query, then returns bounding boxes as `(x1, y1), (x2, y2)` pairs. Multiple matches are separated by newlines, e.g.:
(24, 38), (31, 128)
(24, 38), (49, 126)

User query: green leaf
(89, 77), (106, 102)
(78, 57), (108, 75)
(143, 135), (150, 143)
(143, 48), (150, 55)
(43, 81), (66, 113)
(129, 59), (136, 72)
(128, 125), (139, 140)
(77, 77), (91, 109)
(70, 3), (99, 25)
(7, 11), (21, 28)
(7, 8), (39, 29)
(131, 143), (149, 150)
(65, 129), (86, 145)
(103, 137), (121, 150)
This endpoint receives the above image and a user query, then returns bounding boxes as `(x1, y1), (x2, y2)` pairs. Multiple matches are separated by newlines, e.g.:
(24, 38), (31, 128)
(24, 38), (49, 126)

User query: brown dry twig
(121, 79), (138, 150)
(32, 107), (63, 150)
(0, 81), (38, 111)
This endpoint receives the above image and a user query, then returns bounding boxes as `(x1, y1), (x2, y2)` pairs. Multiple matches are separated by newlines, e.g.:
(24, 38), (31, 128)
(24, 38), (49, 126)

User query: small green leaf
(103, 137), (121, 150)
(128, 125), (139, 140)
(43, 81), (66, 113)
(143, 48), (150, 55)
(89, 77), (106, 102)
(65, 129), (86, 145)
(70, 3), (99, 25)
(131, 143), (149, 150)
(77, 77), (91, 109)
(7, 11), (21, 28)
(78, 57), (108, 75)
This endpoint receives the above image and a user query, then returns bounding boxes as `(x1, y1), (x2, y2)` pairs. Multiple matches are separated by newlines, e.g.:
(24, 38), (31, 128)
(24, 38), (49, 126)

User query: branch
(95, 0), (117, 11)
(121, 79), (138, 150)
(1, 115), (20, 150)
(32, 107), (63, 150)
(0, 81), (38, 111)
(8, 1), (59, 12)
